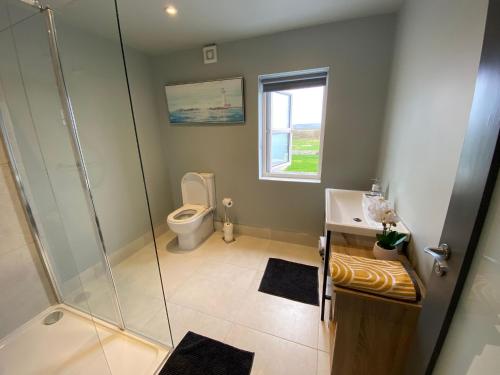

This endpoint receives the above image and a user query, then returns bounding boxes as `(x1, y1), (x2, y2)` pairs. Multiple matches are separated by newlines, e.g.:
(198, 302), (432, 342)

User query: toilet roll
(222, 198), (233, 208)
(223, 222), (234, 242)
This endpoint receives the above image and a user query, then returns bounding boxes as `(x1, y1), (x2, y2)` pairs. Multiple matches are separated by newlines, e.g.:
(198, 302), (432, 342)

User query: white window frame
(258, 68), (329, 183)
(267, 91), (292, 171)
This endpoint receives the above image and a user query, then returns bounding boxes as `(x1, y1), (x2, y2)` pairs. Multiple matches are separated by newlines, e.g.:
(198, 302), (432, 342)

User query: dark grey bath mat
(259, 258), (319, 305)
(160, 331), (254, 375)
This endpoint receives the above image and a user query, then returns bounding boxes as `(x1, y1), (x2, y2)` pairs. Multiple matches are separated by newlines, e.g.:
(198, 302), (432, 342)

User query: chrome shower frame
(43, 7), (126, 330)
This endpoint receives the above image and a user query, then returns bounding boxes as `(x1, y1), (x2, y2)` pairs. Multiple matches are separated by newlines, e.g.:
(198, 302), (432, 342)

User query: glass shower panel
(0, 9), (119, 324)
(0, 0), (9, 31)
(52, 0), (173, 346)
(0, 0), (40, 28)
(0, 10), (112, 375)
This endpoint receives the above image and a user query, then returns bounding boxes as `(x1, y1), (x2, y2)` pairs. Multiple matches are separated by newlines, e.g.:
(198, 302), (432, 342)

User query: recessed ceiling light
(165, 5), (178, 16)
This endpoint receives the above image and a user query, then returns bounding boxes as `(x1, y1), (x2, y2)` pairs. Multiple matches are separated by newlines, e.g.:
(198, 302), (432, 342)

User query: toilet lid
(181, 172), (209, 206)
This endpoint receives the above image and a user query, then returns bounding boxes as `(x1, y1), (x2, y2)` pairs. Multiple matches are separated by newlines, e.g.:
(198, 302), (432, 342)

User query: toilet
(167, 172), (215, 250)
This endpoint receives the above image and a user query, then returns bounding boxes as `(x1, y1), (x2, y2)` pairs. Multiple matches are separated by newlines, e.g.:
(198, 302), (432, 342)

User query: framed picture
(165, 77), (245, 124)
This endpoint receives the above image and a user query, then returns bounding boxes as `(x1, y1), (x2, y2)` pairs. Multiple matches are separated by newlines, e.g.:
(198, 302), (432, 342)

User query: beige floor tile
(318, 299), (332, 352)
(259, 240), (321, 271)
(317, 350), (331, 375)
(119, 294), (165, 328)
(197, 260), (257, 283)
(88, 230), (324, 373)
(157, 251), (208, 298)
(154, 230), (177, 251)
(0, 140), (8, 165)
(114, 262), (166, 300)
(189, 234), (235, 263)
(166, 302), (233, 346)
(234, 270), (319, 348)
(318, 319), (331, 353)
(224, 324), (318, 375)
(168, 265), (255, 321)
(139, 305), (174, 346)
(220, 235), (270, 270)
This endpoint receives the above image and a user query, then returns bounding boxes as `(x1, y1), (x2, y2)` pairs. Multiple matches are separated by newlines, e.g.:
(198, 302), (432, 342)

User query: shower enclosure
(0, 0), (173, 371)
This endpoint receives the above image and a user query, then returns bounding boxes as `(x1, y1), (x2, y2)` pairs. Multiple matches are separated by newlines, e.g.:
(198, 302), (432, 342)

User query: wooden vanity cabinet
(328, 244), (422, 375)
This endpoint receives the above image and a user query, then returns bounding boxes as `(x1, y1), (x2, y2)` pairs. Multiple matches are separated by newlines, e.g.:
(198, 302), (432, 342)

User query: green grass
(285, 154), (319, 172)
(284, 137), (320, 173)
(291, 138), (320, 151)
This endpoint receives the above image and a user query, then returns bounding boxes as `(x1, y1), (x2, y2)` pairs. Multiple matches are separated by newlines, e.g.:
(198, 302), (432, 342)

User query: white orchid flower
(367, 197), (400, 225)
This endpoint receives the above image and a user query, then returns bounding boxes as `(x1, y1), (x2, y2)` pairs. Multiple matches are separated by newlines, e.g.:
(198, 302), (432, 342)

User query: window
(259, 68), (328, 182)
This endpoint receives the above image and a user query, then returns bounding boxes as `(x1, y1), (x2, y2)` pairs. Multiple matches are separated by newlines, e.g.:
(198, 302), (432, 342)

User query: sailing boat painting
(165, 78), (245, 124)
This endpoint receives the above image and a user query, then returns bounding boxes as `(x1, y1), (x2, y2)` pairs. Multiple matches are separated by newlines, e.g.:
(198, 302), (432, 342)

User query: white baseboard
(214, 220), (319, 247)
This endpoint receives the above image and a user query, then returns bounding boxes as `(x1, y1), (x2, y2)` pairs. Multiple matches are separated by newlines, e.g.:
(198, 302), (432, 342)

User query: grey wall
(376, 0), (489, 283)
(152, 14), (397, 236)
(0, 131), (54, 339)
(57, 19), (155, 253)
(125, 49), (174, 227)
(0, 15), (88, 288)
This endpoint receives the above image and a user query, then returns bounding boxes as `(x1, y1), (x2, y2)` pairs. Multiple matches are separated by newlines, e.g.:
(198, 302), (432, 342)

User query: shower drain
(43, 310), (64, 325)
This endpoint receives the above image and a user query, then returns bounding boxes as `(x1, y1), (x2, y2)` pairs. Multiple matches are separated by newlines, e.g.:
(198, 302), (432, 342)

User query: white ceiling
(44, 0), (402, 55)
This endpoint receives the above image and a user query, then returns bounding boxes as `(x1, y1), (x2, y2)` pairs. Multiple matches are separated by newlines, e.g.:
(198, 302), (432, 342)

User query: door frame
(406, 0), (500, 373)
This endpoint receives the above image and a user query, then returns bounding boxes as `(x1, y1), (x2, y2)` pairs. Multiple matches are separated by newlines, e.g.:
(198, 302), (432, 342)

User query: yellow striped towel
(330, 253), (420, 302)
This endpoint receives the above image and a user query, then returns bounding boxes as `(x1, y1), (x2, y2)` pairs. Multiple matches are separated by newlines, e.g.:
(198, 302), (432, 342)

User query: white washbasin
(325, 189), (410, 238)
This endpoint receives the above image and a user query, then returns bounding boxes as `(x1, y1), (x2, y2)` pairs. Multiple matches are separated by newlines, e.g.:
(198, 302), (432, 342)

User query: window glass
(271, 133), (290, 166)
(260, 70), (328, 181)
(270, 92), (291, 130)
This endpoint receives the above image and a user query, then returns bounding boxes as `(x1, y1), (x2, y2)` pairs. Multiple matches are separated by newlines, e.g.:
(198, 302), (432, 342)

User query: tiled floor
(162, 231), (329, 375)
(73, 231), (332, 375)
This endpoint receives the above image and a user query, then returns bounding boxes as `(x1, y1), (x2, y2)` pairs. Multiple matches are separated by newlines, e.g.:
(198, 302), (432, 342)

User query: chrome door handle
(424, 243), (450, 259)
(424, 244), (450, 276)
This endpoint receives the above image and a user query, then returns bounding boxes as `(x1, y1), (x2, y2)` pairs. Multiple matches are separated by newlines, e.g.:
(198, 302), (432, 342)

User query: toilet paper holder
(222, 197), (235, 243)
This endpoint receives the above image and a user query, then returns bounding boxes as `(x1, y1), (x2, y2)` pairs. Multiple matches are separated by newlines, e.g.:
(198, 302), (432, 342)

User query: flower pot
(373, 241), (399, 260)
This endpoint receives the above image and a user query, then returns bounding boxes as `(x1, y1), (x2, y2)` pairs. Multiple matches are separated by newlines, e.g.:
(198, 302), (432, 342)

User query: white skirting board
(214, 220), (318, 247)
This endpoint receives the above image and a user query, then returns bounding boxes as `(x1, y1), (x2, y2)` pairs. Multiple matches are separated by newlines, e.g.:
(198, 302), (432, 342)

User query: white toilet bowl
(167, 172), (215, 250)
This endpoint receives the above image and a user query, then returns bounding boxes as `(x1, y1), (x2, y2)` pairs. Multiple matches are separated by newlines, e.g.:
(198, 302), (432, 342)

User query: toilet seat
(167, 204), (209, 224)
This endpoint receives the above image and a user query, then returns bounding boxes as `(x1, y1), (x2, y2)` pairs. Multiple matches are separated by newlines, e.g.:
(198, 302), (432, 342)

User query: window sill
(259, 175), (321, 184)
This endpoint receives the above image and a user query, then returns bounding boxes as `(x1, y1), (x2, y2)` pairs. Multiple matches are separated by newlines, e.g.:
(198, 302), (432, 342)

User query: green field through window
(285, 136), (320, 173)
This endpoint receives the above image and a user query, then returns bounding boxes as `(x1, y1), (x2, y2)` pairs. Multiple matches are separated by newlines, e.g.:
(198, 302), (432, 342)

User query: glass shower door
(0, 2), (112, 374)
(0, 4), (121, 325)
(1, 0), (173, 349)
(51, 0), (173, 346)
